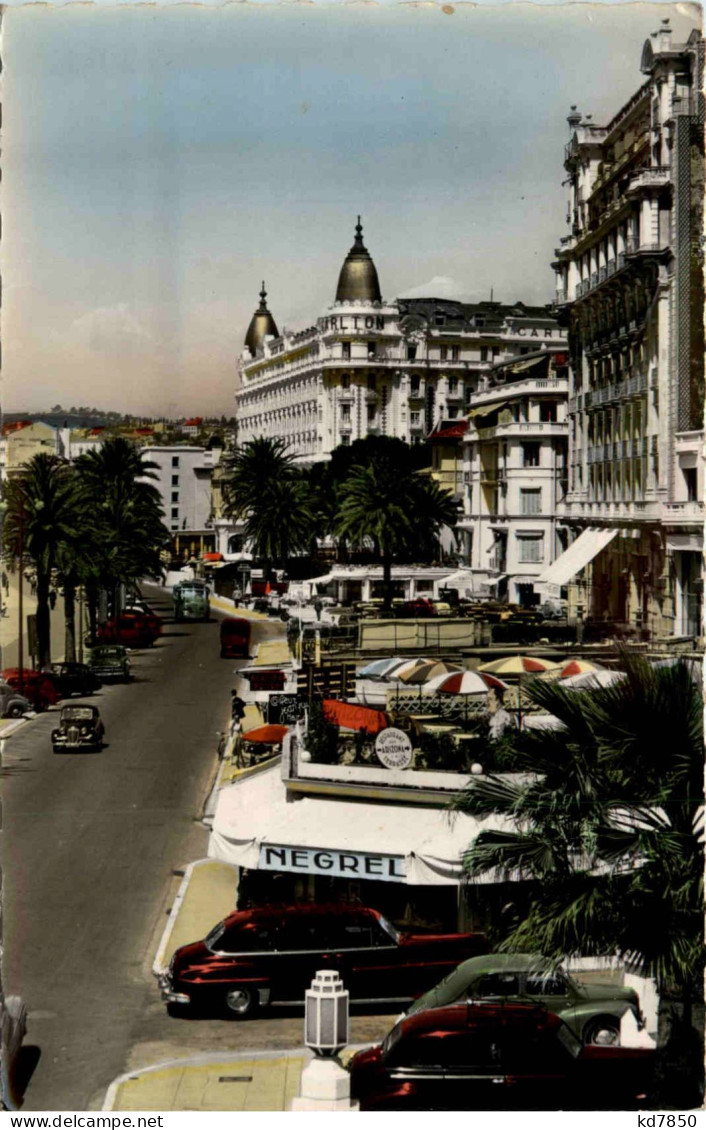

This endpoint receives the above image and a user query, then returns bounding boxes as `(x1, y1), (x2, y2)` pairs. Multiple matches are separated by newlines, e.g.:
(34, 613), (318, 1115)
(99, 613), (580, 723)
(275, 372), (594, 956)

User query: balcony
(627, 166), (671, 194)
(475, 420), (566, 441)
(338, 389), (354, 402)
(667, 94), (697, 119)
(662, 501), (704, 525)
(339, 419), (353, 433)
(364, 388), (379, 402)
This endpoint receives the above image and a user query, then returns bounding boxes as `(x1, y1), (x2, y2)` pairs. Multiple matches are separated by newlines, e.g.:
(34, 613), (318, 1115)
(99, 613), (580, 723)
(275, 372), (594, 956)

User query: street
(1, 587), (395, 1111)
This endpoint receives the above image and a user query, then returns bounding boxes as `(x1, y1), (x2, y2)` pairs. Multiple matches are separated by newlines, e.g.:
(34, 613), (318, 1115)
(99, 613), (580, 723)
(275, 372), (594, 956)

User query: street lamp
(290, 970), (358, 1111)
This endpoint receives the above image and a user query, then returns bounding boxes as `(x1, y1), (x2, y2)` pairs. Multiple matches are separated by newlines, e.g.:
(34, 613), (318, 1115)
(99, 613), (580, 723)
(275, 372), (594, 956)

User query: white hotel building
(235, 221), (566, 466)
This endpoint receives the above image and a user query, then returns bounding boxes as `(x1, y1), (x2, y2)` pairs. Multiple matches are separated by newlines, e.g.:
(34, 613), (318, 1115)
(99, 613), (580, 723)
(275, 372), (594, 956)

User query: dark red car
(349, 1003), (655, 1111)
(2, 669), (60, 711)
(159, 903), (487, 1019)
(96, 610), (161, 648)
(220, 617), (251, 659)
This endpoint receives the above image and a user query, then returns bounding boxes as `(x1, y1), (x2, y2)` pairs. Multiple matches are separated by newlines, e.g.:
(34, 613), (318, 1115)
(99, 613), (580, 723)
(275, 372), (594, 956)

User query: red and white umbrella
(558, 659), (605, 679)
(478, 655), (560, 677)
(423, 669), (509, 695)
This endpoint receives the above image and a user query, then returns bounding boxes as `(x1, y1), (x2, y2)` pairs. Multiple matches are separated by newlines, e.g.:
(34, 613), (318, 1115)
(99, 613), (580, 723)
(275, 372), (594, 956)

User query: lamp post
(290, 970), (358, 1111)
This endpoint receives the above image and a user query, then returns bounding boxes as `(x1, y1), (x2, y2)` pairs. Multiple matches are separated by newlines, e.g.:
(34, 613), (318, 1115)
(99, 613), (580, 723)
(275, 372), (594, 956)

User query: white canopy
(209, 764), (511, 887)
(539, 527), (618, 587)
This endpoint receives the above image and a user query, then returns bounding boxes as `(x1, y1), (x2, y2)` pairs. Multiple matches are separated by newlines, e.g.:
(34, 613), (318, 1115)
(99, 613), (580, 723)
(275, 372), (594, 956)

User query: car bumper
(158, 975), (191, 1006)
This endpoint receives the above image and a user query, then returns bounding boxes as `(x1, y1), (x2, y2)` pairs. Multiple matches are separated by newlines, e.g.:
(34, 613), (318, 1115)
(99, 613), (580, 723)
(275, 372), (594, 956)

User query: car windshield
(62, 707), (94, 721)
(381, 1021), (404, 1060)
(204, 921), (226, 952)
(377, 914), (400, 944)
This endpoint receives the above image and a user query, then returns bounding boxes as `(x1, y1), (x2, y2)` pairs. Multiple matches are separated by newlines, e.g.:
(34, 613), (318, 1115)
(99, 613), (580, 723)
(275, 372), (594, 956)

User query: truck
(173, 580), (211, 622)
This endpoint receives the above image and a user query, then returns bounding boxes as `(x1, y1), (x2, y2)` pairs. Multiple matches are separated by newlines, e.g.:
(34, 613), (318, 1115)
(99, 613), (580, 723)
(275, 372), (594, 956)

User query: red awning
(203, 552), (223, 562)
(323, 700), (389, 733)
(242, 724), (289, 745)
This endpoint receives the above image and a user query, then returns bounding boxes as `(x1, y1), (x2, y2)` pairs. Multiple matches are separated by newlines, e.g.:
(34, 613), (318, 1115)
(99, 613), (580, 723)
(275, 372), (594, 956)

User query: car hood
(171, 940), (211, 974)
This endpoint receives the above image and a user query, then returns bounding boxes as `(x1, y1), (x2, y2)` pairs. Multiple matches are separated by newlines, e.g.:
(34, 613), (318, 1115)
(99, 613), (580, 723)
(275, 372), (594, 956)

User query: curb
(0, 715), (34, 739)
(152, 862), (199, 977)
(102, 1048), (313, 1112)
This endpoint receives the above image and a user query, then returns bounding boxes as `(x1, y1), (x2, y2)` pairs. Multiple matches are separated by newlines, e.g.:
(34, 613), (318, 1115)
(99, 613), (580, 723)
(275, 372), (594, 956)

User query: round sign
(375, 727), (413, 770)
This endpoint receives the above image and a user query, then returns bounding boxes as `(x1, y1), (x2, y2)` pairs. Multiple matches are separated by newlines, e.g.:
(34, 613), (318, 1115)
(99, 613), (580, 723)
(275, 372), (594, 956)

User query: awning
(505, 355), (548, 376)
(322, 699), (389, 734)
(468, 401), (511, 420)
(539, 528), (618, 586)
(209, 764), (510, 887)
(253, 640), (292, 667)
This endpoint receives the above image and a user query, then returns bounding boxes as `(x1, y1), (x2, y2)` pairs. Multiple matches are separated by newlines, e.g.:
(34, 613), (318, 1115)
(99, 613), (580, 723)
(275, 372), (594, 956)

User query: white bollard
(290, 970), (359, 1112)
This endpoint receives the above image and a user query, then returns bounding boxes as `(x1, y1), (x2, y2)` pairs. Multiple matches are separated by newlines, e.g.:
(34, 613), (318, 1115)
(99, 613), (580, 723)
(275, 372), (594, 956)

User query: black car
(87, 645), (131, 683)
(52, 705), (105, 752)
(46, 662), (101, 698)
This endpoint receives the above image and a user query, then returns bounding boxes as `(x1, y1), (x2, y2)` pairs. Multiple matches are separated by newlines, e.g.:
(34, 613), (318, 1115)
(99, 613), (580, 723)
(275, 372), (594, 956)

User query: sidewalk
(153, 858), (240, 976)
(103, 1049), (310, 1111)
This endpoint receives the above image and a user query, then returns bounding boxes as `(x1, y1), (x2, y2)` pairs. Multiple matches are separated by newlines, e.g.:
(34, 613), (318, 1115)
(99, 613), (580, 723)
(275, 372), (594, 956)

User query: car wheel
(583, 1016), (620, 1046)
(224, 987), (258, 1019)
(7, 705), (23, 718)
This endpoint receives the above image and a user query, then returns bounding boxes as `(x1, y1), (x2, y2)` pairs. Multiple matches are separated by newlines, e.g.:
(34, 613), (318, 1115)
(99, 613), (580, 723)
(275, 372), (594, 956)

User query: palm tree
(220, 437), (299, 522)
(452, 653), (703, 1015)
(335, 457), (459, 607)
(3, 454), (79, 668)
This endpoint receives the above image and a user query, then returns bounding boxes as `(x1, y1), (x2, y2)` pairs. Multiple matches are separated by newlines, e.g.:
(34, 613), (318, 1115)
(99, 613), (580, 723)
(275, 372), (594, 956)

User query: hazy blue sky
(3, 2), (700, 416)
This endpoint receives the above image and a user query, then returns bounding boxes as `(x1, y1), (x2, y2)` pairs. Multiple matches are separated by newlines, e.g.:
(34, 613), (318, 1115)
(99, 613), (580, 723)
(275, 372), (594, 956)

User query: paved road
(2, 588), (395, 1111)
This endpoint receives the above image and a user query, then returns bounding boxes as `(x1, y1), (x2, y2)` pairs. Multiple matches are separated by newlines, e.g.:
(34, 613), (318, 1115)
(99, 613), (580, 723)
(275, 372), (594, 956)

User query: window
(448, 377), (458, 393)
(448, 407), (458, 418)
(440, 346), (448, 361)
(520, 489), (542, 515)
(171, 456), (180, 468)
(172, 474), (179, 486)
(473, 973), (522, 998)
(171, 508), (179, 520)
(367, 404), (376, 423)
(367, 373), (377, 391)
(540, 402), (557, 423)
(341, 342), (351, 360)
(410, 377), (420, 396)
(480, 347), (488, 362)
(517, 535), (544, 564)
(522, 443), (541, 468)
(367, 341), (376, 359)
(492, 347), (500, 358)
(525, 974), (568, 997)
(410, 411), (421, 426)
(683, 466), (698, 501)
(451, 346), (459, 361)
(341, 404), (351, 421)
(407, 344), (417, 361)
(341, 373), (350, 390)
(340, 435), (350, 446)
(171, 492), (179, 504)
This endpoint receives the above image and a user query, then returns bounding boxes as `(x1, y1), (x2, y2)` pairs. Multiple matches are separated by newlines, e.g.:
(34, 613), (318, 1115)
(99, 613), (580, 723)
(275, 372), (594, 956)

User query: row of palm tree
(453, 652), (704, 1036)
(3, 438), (170, 668)
(220, 435), (459, 603)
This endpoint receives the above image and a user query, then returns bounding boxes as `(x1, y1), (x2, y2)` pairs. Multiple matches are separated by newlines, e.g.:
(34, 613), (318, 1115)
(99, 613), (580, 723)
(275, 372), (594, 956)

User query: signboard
(375, 727), (413, 770)
(268, 694), (305, 725)
(243, 670), (286, 692)
(259, 843), (407, 883)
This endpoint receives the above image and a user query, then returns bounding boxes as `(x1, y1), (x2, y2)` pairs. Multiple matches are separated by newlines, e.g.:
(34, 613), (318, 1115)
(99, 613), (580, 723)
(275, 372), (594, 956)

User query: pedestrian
(231, 690), (246, 724)
(1, 571), (8, 595)
(314, 598), (323, 620)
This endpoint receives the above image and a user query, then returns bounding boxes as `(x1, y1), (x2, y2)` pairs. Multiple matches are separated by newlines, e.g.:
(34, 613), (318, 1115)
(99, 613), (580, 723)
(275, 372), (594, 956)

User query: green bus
(173, 581), (210, 622)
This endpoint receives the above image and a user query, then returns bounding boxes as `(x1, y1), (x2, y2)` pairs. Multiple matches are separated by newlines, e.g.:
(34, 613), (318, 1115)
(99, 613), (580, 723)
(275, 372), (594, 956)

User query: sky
(2, 2), (701, 417)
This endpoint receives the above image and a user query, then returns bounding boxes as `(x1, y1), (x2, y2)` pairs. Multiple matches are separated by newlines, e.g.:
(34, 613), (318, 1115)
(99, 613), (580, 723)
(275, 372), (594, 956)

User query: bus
(220, 617), (251, 659)
(173, 581), (210, 622)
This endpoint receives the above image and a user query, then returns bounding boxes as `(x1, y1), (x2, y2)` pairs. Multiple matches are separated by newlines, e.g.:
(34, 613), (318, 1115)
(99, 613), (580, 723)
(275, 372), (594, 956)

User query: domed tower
(335, 217), (382, 303)
(244, 282), (279, 354)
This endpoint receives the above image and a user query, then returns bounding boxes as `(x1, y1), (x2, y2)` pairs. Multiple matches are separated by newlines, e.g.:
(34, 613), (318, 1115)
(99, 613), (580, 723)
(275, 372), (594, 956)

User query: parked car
(349, 1002), (655, 1111)
(405, 953), (643, 1046)
(0, 996), (27, 1111)
(51, 704), (105, 753)
(96, 610), (161, 648)
(2, 669), (60, 712)
(160, 904), (488, 1018)
(87, 645), (131, 683)
(220, 618), (251, 659)
(0, 683), (32, 719)
(44, 662), (101, 698)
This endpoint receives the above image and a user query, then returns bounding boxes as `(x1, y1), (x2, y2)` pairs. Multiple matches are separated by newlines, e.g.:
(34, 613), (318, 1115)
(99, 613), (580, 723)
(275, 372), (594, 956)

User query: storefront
(208, 762), (511, 934)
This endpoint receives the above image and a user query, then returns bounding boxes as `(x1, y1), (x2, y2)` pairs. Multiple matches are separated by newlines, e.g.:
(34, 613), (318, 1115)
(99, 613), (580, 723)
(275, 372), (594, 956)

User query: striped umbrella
(396, 660), (462, 685)
(562, 669), (626, 690)
(357, 657), (407, 678)
(423, 669), (508, 695)
(558, 659), (605, 679)
(478, 655), (560, 677)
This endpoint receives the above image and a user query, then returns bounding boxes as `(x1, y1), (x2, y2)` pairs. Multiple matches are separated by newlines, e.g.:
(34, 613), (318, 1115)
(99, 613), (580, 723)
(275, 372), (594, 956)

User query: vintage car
(405, 953), (643, 1046)
(173, 581), (210, 622)
(52, 705), (105, 752)
(2, 669), (60, 712)
(45, 662), (101, 698)
(0, 682), (32, 719)
(349, 1002), (655, 1111)
(160, 903), (487, 1018)
(96, 610), (161, 648)
(0, 996), (27, 1111)
(87, 645), (131, 683)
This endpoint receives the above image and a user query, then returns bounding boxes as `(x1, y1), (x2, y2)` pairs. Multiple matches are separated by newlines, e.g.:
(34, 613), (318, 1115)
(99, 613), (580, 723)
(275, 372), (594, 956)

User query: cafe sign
(259, 843), (407, 883)
(375, 727), (413, 770)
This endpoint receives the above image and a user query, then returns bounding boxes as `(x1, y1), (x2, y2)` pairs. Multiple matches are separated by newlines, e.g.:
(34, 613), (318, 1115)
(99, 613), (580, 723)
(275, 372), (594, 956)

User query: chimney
(567, 105), (582, 131)
(657, 18), (672, 52)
